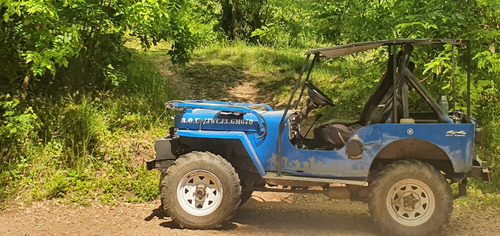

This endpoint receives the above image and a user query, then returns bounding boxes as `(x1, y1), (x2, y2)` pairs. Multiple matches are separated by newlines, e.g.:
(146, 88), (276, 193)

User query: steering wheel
(305, 82), (335, 107)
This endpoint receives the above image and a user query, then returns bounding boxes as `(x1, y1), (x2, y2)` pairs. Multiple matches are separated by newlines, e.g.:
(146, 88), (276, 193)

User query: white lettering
(180, 117), (255, 125)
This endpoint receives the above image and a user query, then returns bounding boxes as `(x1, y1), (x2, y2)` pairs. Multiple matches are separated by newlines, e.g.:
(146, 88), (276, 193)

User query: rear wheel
(368, 160), (453, 236)
(161, 152), (241, 229)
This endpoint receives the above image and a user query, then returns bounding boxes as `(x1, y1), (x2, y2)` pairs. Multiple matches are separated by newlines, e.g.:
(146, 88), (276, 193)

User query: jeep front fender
(176, 130), (266, 176)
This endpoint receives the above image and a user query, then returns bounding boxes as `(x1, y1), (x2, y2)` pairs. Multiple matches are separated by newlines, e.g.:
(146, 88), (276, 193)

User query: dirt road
(1, 192), (499, 236)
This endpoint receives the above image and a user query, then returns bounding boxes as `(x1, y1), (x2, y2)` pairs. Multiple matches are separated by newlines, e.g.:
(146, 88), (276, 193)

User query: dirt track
(1, 192), (499, 236)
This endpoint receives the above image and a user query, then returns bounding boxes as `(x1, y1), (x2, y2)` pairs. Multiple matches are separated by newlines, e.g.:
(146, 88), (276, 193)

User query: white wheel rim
(386, 179), (435, 226)
(177, 169), (223, 216)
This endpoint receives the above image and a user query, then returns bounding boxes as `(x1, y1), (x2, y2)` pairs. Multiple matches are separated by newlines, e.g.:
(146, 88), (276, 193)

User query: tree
(0, 0), (197, 93)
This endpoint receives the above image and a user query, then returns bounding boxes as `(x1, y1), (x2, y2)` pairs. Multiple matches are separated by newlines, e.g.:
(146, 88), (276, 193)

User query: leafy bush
(0, 94), (39, 155)
(0, 0), (198, 95)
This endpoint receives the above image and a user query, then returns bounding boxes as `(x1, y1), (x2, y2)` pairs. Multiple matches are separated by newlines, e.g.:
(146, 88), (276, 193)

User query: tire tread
(368, 160), (453, 236)
(160, 151), (241, 229)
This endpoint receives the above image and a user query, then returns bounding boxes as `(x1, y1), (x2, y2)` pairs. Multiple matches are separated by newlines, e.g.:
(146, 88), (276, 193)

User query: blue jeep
(147, 39), (491, 235)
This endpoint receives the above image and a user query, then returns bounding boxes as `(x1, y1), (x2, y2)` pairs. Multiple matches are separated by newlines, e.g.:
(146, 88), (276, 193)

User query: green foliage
(0, 0), (198, 93)
(0, 94), (39, 153)
(45, 171), (71, 199)
(249, 0), (316, 48)
(217, 0), (265, 41)
(131, 167), (161, 202)
(2, 0), (80, 77)
(104, 64), (127, 87)
(310, 0), (477, 42)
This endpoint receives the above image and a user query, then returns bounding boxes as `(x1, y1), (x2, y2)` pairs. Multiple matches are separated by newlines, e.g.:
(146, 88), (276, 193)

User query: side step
(263, 172), (367, 187)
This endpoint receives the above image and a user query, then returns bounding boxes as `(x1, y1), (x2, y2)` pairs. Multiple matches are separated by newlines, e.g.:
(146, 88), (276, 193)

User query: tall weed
(59, 95), (108, 166)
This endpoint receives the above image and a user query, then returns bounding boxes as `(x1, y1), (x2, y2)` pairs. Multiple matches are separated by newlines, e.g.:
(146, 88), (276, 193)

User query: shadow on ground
(232, 198), (378, 235)
(147, 195), (378, 236)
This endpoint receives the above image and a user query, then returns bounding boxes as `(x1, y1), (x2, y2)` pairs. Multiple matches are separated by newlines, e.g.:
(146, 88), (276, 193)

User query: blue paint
(175, 109), (261, 133)
(177, 130), (266, 176)
(169, 100), (270, 135)
(168, 100), (476, 179)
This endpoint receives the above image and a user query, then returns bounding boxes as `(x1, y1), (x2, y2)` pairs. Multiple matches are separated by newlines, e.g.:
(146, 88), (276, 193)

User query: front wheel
(161, 152), (241, 229)
(368, 160), (453, 236)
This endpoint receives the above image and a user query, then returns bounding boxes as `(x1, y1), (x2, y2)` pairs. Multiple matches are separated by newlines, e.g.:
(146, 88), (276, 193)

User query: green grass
(455, 189), (500, 211)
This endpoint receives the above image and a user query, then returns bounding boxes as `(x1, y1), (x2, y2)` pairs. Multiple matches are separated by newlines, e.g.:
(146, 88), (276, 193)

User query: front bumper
(467, 156), (492, 182)
(146, 137), (178, 171)
(146, 159), (174, 170)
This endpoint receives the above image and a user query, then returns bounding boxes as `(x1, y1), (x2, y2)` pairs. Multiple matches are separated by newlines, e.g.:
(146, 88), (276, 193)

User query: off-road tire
(368, 160), (453, 236)
(161, 152), (241, 229)
(158, 171), (168, 216)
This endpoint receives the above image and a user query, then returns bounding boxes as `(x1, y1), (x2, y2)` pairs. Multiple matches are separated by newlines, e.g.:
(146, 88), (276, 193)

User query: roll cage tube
(390, 42), (471, 123)
(392, 45), (398, 123)
(395, 43), (452, 123)
(451, 44), (456, 112)
(295, 54), (319, 110)
(466, 40), (471, 122)
(277, 53), (315, 176)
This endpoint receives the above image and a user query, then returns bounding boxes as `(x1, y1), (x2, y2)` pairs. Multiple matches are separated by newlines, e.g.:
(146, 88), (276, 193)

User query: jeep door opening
(147, 39), (491, 236)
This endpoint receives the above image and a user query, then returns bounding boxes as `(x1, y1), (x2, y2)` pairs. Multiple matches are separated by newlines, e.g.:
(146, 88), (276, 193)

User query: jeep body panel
(160, 105), (475, 179)
(176, 130), (267, 176)
(276, 122), (475, 178)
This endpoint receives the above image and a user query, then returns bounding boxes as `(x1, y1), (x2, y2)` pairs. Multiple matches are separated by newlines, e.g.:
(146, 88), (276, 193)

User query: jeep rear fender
(176, 130), (266, 176)
(372, 138), (454, 173)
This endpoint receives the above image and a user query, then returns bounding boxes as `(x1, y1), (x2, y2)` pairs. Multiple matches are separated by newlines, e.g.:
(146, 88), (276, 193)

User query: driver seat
(358, 51), (400, 126)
